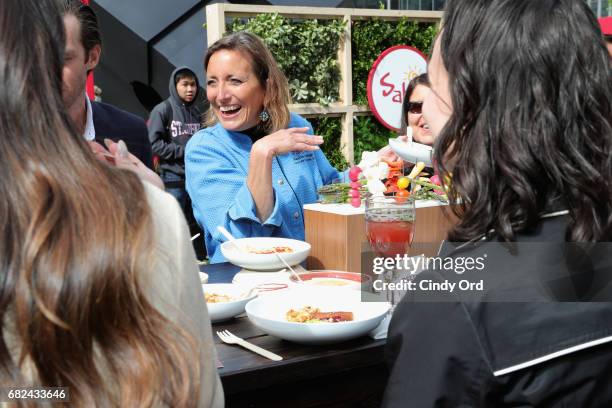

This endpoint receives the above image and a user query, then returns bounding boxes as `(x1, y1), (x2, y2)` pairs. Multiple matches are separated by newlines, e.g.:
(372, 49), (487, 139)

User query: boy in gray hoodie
(148, 66), (204, 257)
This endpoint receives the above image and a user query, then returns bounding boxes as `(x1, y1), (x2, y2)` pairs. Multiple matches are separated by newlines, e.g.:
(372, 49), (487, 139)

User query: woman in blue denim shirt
(185, 32), (339, 263)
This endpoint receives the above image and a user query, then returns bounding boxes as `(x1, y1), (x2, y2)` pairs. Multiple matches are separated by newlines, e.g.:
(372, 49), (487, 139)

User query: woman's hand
(246, 127), (322, 223)
(88, 140), (165, 190)
(376, 135), (410, 163)
(251, 127), (323, 159)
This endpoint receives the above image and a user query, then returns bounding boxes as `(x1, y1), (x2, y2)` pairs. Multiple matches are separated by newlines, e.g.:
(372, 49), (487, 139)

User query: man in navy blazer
(90, 101), (153, 169)
(60, 0), (153, 169)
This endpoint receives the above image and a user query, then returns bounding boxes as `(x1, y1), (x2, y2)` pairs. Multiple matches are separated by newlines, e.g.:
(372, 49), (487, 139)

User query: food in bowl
(246, 288), (390, 344)
(307, 278), (351, 287)
(205, 293), (234, 303)
(248, 246), (294, 254)
(202, 283), (258, 322)
(220, 237), (310, 271)
(289, 271), (369, 290)
(286, 306), (354, 323)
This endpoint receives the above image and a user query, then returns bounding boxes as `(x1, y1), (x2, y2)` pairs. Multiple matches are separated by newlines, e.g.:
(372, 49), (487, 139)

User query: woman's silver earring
(259, 109), (270, 122)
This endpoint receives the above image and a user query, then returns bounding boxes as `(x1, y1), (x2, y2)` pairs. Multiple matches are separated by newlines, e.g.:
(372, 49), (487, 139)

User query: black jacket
(147, 66), (202, 177)
(91, 101), (153, 169)
(383, 215), (612, 407)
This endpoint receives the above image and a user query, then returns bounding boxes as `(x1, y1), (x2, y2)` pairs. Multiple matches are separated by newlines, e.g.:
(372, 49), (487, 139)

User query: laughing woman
(185, 32), (342, 263)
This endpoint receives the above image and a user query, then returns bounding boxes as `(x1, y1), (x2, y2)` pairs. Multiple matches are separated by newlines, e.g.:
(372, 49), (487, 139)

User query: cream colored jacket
(144, 182), (224, 407)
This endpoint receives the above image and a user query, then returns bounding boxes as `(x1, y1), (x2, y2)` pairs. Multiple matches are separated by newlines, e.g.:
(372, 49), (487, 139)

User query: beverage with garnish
(365, 195), (416, 306)
(366, 216), (414, 258)
(365, 196), (415, 257)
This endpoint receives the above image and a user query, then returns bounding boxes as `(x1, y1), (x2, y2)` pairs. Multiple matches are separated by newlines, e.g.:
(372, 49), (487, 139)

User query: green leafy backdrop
(226, 13), (437, 169)
(229, 14), (345, 105)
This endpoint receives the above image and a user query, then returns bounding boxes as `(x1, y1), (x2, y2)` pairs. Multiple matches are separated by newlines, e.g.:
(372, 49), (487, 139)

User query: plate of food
(220, 237), (310, 271)
(202, 283), (257, 323)
(288, 270), (371, 291)
(388, 137), (433, 167)
(245, 287), (390, 345)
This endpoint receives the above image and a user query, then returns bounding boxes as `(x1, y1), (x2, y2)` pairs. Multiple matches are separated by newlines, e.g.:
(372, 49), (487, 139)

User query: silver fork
(216, 330), (283, 361)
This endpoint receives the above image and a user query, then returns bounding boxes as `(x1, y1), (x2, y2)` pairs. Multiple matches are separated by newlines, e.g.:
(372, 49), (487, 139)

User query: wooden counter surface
(304, 201), (456, 272)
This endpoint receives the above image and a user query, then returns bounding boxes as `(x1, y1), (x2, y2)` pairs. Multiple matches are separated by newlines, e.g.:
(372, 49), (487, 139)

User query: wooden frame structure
(206, 3), (443, 163)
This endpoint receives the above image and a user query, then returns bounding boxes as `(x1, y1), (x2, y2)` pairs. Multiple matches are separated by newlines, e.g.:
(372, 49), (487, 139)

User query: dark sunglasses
(407, 101), (423, 114)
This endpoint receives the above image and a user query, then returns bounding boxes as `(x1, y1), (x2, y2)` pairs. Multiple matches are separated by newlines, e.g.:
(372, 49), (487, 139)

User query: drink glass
(365, 195), (416, 306)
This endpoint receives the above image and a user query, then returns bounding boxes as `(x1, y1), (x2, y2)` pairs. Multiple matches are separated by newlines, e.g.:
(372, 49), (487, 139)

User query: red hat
(599, 16), (612, 37)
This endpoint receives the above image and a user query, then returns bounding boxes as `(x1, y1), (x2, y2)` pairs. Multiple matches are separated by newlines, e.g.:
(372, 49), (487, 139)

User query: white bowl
(202, 283), (257, 323)
(388, 138), (433, 167)
(245, 287), (390, 345)
(220, 237), (311, 271)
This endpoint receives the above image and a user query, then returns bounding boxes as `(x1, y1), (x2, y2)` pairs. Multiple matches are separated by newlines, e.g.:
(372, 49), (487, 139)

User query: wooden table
(304, 201), (456, 272)
(201, 263), (389, 408)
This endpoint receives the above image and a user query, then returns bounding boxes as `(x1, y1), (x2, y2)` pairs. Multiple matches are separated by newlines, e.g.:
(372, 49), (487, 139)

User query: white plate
(202, 283), (257, 323)
(246, 287), (390, 345)
(388, 138), (433, 167)
(232, 270), (291, 294)
(220, 237), (310, 271)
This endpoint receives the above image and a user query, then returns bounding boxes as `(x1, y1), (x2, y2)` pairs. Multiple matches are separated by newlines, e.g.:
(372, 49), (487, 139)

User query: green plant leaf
(228, 13), (345, 105)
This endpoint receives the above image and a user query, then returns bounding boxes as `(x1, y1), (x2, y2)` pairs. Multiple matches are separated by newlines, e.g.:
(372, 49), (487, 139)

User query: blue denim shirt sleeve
(315, 149), (342, 184)
(228, 182), (283, 227)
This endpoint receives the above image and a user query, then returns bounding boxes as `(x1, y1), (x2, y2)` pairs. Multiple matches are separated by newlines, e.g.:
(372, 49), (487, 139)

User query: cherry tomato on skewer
(395, 189), (410, 203)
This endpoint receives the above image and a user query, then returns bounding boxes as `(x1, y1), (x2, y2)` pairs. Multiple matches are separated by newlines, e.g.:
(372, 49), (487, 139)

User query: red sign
(366, 45), (428, 131)
(82, 0), (95, 100)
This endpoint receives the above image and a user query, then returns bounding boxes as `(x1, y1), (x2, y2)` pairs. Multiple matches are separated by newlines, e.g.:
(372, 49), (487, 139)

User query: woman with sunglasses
(399, 73), (433, 146)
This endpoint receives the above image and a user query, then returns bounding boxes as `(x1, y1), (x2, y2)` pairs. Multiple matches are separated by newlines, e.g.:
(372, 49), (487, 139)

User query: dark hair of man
(434, 0), (612, 242)
(59, 0), (102, 55)
(399, 73), (430, 136)
(0, 0), (199, 405)
(175, 69), (196, 85)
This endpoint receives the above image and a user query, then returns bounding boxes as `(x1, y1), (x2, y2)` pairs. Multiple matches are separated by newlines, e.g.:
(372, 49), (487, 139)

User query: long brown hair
(0, 0), (199, 405)
(204, 31), (292, 133)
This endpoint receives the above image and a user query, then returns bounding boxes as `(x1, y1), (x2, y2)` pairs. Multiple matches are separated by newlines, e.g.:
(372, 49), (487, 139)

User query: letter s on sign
(380, 72), (394, 97)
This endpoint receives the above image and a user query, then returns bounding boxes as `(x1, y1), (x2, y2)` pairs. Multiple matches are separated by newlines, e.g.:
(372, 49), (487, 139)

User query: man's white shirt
(83, 94), (96, 141)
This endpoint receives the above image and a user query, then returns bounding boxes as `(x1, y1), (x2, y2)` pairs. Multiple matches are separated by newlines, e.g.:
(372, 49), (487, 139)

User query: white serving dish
(220, 237), (310, 271)
(202, 283), (257, 323)
(388, 137), (433, 167)
(245, 287), (390, 345)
